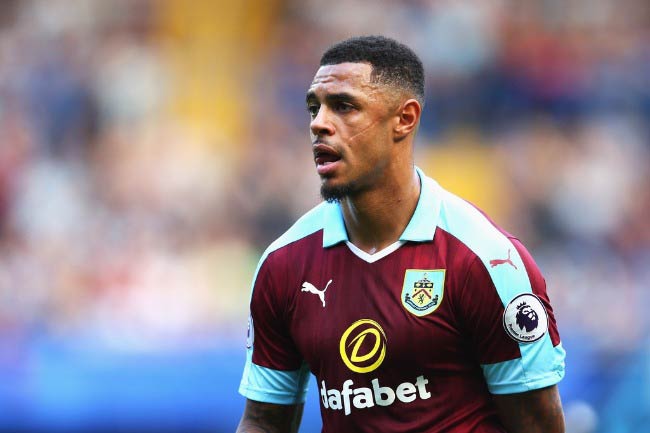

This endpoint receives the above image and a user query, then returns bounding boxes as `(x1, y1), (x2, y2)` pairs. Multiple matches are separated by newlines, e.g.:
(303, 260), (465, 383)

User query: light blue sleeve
(239, 348), (311, 404)
(482, 341), (565, 394)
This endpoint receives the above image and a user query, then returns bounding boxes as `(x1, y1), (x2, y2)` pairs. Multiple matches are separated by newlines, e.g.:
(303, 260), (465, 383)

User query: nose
(310, 106), (335, 138)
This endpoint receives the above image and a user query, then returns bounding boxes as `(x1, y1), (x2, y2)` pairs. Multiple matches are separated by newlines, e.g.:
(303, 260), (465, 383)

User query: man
(237, 36), (565, 432)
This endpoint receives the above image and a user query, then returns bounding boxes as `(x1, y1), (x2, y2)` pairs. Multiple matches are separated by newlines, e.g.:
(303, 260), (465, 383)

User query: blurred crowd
(0, 0), (649, 431)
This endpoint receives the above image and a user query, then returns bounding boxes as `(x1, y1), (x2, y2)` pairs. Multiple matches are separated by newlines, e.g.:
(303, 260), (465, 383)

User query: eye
(307, 104), (320, 118)
(334, 102), (354, 113)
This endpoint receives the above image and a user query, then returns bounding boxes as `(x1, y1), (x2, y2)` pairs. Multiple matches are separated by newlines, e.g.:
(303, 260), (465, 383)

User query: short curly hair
(320, 35), (425, 104)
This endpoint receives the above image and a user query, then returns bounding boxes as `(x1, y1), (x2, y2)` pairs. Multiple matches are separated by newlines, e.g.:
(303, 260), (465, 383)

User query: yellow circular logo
(339, 319), (387, 373)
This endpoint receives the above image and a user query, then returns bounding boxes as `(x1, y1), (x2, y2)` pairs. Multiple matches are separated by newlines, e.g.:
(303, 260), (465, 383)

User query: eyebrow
(305, 91), (359, 105)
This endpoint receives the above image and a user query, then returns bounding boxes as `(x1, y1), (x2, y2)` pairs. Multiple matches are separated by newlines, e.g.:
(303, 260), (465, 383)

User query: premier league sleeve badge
(502, 293), (549, 343)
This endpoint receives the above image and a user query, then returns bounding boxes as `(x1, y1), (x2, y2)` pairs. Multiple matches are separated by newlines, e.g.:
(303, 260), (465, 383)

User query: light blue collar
(322, 167), (441, 248)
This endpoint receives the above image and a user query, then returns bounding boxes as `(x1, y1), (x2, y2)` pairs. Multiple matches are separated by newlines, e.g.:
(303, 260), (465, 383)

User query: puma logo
(489, 249), (518, 270)
(301, 280), (332, 307)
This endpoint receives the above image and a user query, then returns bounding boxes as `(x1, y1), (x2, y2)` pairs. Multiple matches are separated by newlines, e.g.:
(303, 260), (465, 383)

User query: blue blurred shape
(0, 338), (324, 432)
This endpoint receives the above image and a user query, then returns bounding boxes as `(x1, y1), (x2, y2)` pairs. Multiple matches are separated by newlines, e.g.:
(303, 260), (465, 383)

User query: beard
(320, 181), (358, 203)
(320, 166), (380, 203)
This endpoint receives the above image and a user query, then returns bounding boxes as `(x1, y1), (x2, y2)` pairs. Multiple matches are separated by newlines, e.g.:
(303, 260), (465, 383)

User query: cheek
(345, 120), (393, 156)
(346, 119), (381, 143)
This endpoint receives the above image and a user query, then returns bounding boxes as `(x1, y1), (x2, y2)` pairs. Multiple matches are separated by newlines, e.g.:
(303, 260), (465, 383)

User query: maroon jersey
(240, 168), (565, 432)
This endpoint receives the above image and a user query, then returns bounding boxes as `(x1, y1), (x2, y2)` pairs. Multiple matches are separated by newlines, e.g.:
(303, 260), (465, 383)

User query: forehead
(308, 62), (378, 97)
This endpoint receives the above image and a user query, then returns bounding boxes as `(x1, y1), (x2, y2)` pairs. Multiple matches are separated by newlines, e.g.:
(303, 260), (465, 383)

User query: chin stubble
(320, 182), (357, 203)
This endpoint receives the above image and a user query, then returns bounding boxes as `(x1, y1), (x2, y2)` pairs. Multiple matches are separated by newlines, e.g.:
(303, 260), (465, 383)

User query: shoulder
(430, 177), (542, 302)
(245, 201), (330, 307)
(262, 201), (329, 260)
(252, 201), (330, 280)
(434, 179), (515, 261)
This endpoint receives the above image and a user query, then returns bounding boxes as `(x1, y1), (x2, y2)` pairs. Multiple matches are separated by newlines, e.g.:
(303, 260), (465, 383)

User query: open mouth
(313, 145), (342, 175)
(314, 153), (341, 166)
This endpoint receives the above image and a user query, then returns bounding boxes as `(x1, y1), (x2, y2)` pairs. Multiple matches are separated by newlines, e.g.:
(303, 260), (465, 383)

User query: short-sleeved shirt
(239, 168), (565, 433)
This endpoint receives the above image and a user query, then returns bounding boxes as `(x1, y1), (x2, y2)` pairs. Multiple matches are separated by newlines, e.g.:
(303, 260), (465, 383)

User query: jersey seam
(264, 227), (323, 266)
(240, 383), (299, 397)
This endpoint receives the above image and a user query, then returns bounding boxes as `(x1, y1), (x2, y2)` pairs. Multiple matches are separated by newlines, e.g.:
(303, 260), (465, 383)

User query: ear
(393, 99), (421, 141)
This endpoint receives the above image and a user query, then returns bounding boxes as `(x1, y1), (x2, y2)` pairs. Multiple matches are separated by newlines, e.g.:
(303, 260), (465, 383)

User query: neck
(340, 166), (420, 254)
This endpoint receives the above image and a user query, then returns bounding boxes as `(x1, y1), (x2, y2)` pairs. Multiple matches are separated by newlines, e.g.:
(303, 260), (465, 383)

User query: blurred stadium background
(0, 0), (648, 432)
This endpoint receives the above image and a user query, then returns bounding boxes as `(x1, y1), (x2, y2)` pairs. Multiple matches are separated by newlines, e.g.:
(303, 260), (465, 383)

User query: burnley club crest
(401, 270), (445, 317)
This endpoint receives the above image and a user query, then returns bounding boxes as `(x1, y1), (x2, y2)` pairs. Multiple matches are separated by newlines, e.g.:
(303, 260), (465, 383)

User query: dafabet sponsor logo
(320, 319), (431, 415)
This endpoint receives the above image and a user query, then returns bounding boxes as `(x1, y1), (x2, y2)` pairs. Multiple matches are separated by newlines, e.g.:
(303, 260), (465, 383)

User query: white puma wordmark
(301, 279), (332, 307)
